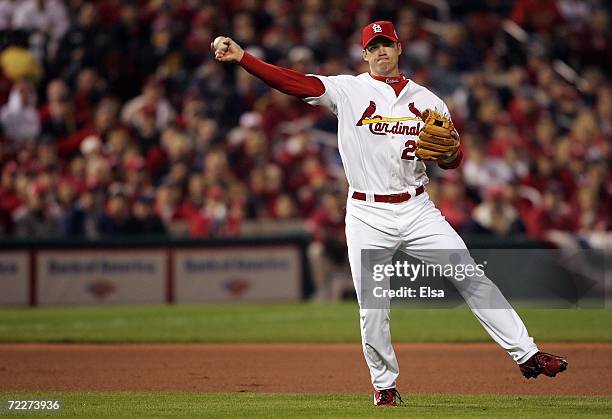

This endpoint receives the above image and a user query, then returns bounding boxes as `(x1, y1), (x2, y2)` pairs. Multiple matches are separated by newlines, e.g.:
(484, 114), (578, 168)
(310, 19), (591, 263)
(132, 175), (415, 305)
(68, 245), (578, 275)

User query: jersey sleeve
(437, 100), (451, 119)
(238, 52), (325, 98)
(302, 75), (348, 115)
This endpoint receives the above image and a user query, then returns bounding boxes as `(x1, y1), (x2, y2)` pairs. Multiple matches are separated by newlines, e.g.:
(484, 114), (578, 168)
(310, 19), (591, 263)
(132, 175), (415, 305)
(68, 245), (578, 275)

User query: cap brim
(363, 34), (398, 48)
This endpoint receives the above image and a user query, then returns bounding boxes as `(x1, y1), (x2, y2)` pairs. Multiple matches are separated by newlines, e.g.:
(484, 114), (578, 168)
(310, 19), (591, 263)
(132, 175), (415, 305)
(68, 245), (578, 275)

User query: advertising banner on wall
(37, 250), (166, 305)
(0, 252), (29, 306)
(174, 246), (302, 302)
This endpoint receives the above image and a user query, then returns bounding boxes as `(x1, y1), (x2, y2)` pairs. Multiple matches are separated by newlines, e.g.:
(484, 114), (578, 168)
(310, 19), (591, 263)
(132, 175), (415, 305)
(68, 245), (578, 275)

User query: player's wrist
(238, 50), (252, 65)
(440, 153), (458, 164)
(236, 49), (245, 63)
(437, 149), (463, 169)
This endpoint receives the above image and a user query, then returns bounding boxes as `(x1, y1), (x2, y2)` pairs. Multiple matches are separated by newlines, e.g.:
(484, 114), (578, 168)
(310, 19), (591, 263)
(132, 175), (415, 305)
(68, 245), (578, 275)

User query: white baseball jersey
(304, 73), (449, 194)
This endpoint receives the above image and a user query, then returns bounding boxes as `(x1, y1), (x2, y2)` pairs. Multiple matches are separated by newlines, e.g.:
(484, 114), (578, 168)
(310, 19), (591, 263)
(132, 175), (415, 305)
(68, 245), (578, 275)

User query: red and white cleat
(373, 388), (404, 406)
(519, 351), (568, 378)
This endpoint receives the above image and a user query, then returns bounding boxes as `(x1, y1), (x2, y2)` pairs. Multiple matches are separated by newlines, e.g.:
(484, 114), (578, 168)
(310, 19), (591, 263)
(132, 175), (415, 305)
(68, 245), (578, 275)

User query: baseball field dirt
(1, 343), (610, 395)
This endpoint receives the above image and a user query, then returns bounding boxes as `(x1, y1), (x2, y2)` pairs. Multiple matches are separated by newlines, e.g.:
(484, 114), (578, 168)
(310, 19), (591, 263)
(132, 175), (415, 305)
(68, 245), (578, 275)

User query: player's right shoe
(373, 388), (403, 406)
(519, 351), (568, 378)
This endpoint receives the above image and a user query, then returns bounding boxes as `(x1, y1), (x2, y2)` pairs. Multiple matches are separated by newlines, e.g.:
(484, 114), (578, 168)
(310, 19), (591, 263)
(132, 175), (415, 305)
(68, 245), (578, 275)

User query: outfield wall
(0, 236), (307, 306)
(3, 235), (592, 307)
(0, 251), (29, 305)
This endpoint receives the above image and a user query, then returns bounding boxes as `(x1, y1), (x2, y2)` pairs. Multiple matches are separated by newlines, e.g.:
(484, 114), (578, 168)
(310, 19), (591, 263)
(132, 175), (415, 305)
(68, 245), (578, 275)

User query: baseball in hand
(213, 36), (228, 52)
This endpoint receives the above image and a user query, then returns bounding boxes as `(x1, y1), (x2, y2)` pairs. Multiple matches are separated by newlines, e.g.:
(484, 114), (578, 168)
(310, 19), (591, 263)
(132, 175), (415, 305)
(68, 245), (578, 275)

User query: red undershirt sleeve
(437, 149), (463, 170)
(239, 52), (325, 98)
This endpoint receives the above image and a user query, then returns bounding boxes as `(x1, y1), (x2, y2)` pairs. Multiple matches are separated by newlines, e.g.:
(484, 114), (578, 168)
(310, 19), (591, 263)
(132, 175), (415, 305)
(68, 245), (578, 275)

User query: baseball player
(212, 21), (568, 406)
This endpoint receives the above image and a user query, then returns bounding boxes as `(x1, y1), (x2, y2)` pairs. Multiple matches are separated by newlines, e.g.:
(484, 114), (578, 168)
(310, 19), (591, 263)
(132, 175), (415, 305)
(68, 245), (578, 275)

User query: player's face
(362, 37), (402, 76)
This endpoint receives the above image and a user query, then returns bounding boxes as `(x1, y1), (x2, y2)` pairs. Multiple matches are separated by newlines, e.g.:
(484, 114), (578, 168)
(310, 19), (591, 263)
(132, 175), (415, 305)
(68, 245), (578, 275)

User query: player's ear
(397, 42), (402, 55)
(362, 48), (368, 62)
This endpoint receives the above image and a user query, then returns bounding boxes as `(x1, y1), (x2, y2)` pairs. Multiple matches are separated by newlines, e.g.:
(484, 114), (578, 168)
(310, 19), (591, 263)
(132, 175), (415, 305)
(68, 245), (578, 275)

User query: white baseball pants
(345, 191), (539, 390)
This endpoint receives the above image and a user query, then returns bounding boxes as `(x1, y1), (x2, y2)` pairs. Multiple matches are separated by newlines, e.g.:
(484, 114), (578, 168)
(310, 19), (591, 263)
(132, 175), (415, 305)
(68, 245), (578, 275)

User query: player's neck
(369, 66), (401, 78)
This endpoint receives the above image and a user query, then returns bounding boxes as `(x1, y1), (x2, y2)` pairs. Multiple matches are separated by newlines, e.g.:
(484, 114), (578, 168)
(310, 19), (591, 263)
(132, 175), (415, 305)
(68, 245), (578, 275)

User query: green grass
(0, 303), (610, 343)
(0, 393), (610, 418)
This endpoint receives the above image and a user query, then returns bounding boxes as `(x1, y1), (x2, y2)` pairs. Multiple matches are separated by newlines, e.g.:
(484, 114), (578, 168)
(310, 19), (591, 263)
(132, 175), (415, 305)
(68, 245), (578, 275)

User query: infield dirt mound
(1, 343), (610, 395)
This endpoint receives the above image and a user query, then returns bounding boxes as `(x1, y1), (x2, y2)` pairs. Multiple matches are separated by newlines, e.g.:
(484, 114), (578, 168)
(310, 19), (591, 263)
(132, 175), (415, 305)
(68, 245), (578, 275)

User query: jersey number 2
(401, 139), (417, 160)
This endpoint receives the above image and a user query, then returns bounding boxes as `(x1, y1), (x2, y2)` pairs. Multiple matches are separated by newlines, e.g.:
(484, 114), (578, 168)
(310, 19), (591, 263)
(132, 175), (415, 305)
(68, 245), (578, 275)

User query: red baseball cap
(362, 21), (399, 48)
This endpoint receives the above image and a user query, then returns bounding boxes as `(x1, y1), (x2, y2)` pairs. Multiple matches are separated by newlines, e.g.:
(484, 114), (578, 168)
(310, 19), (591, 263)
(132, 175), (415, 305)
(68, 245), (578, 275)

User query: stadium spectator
(1, 79), (40, 143)
(72, 67), (105, 126)
(129, 192), (167, 236)
(55, 2), (107, 81)
(13, 181), (61, 238)
(62, 188), (101, 239)
(56, 178), (81, 234)
(96, 185), (132, 236)
(0, 161), (20, 235)
(58, 97), (119, 157)
(530, 187), (576, 237)
(307, 191), (351, 301)
(465, 185), (526, 237)
(39, 79), (76, 141)
(12, 0), (69, 61)
(121, 77), (176, 133)
(271, 193), (298, 220)
(437, 176), (475, 231)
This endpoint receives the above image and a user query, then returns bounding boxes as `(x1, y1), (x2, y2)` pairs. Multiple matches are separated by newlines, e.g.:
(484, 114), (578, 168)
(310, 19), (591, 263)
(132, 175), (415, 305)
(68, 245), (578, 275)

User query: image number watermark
(1, 399), (63, 412)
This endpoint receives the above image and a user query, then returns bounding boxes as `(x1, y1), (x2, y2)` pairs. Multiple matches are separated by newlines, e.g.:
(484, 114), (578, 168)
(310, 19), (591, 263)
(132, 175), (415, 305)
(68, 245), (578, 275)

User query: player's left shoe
(373, 388), (404, 406)
(519, 351), (568, 378)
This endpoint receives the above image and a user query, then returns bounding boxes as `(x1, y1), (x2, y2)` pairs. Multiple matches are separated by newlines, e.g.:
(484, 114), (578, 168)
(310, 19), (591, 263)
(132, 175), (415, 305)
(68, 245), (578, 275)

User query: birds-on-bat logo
(355, 101), (423, 136)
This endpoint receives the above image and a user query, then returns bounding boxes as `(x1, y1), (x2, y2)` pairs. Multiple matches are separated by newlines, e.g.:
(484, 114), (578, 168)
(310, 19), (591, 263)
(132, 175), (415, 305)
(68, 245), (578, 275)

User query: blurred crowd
(0, 0), (609, 249)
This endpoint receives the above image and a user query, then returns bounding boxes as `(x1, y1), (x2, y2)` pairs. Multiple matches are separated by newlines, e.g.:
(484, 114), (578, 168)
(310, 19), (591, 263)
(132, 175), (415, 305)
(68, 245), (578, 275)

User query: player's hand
(211, 36), (244, 63)
(416, 109), (460, 161)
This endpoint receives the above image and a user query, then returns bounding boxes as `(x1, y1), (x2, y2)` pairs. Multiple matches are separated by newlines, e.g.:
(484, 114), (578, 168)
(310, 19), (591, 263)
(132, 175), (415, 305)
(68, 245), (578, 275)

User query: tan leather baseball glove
(416, 109), (460, 161)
